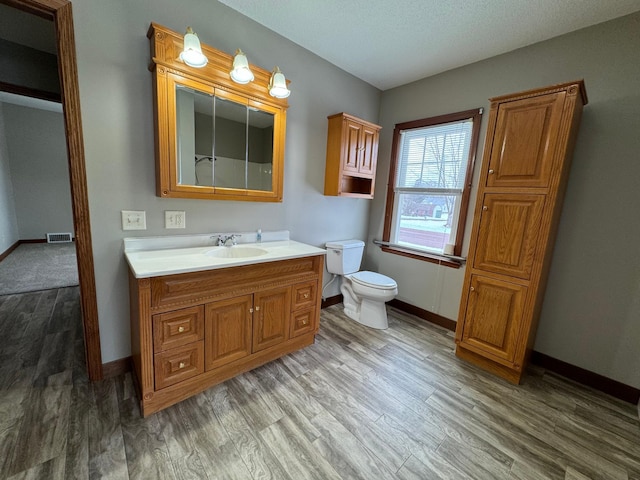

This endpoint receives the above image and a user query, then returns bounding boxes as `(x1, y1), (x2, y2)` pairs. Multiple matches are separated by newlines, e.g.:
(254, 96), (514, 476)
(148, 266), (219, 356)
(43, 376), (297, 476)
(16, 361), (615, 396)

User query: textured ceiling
(219, 0), (640, 90)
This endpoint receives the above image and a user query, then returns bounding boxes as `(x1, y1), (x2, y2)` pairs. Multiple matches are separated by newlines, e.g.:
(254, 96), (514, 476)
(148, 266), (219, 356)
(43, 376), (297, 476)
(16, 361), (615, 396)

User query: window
(382, 108), (482, 264)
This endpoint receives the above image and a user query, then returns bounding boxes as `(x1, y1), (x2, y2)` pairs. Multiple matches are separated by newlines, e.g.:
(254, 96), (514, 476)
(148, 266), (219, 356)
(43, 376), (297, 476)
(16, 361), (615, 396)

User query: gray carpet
(0, 243), (79, 295)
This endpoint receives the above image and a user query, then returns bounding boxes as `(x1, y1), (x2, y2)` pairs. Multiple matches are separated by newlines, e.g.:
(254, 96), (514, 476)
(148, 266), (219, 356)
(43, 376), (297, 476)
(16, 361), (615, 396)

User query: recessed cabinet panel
(205, 295), (253, 370)
(486, 92), (565, 188)
(473, 194), (546, 279)
(461, 276), (527, 365)
(252, 287), (291, 353)
(343, 120), (362, 174)
(358, 125), (379, 176)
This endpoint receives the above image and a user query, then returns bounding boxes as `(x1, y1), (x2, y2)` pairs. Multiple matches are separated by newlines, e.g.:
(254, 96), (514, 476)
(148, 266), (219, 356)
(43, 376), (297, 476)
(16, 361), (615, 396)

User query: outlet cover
(122, 210), (146, 230)
(165, 210), (186, 229)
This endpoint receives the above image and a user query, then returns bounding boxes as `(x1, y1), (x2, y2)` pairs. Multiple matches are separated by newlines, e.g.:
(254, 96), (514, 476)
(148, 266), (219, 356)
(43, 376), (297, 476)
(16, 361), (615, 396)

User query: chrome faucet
(212, 234), (241, 246)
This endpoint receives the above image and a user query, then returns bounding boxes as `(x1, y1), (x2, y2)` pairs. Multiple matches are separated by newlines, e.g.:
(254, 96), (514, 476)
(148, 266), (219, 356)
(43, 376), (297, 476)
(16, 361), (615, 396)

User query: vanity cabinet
(455, 81), (587, 384)
(129, 255), (324, 416)
(324, 112), (381, 198)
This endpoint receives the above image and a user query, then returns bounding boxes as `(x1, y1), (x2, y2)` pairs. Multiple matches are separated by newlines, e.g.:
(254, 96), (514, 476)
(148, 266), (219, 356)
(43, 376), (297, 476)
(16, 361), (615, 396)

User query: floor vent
(46, 232), (73, 243)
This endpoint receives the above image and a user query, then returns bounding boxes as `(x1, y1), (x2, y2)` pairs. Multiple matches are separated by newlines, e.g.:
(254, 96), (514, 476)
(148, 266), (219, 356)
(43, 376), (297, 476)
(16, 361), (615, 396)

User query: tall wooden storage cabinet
(455, 81), (588, 383)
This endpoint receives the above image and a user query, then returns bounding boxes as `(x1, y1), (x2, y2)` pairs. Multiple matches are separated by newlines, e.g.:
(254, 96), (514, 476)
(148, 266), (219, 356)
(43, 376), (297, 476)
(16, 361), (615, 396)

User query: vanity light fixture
(230, 49), (255, 84)
(179, 27), (208, 68)
(268, 66), (291, 98)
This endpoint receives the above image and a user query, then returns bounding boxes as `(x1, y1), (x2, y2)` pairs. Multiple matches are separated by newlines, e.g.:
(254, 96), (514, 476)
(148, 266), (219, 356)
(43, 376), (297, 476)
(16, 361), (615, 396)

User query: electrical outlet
(122, 210), (146, 230)
(165, 210), (186, 229)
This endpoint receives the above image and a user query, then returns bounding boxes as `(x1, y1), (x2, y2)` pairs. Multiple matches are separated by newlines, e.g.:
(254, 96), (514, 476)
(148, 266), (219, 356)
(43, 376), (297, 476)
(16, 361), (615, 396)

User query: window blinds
(396, 119), (473, 192)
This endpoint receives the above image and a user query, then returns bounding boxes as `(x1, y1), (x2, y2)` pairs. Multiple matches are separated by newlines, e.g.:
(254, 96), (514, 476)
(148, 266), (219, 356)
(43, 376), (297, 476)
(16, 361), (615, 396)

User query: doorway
(0, 0), (102, 380)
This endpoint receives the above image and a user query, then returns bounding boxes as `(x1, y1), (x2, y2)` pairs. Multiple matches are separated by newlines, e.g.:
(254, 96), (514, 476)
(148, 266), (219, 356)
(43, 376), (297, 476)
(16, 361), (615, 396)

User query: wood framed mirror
(148, 23), (289, 201)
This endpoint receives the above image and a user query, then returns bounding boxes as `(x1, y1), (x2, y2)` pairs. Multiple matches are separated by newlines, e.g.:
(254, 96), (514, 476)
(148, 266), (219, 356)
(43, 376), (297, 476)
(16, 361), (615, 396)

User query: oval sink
(204, 247), (269, 259)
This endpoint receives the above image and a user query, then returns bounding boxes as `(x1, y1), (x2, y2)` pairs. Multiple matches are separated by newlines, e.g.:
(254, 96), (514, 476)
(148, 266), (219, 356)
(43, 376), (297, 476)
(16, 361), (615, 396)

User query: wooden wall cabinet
(148, 23), (289, 202)
(129, 256), (323, 416)
(324, 112), (381, 198)
(455, 81), (588, 384)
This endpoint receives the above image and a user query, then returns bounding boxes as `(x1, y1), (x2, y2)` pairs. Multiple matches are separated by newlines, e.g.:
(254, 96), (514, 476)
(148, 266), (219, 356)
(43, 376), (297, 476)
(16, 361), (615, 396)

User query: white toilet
(325, 240), (398, 329)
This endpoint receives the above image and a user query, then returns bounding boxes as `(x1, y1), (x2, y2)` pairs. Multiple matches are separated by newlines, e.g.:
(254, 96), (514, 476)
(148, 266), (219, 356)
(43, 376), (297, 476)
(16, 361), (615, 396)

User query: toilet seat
(350, 271), (397, 290)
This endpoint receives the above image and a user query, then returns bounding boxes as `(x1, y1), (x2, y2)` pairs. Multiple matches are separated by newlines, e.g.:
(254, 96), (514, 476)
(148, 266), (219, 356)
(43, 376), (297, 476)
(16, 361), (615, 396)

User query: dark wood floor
(0, 288), (638, 479)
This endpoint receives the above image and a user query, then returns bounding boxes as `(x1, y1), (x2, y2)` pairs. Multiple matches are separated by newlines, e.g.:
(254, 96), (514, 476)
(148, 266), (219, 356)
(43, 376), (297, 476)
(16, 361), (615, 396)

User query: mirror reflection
(176, 85), (274, 192)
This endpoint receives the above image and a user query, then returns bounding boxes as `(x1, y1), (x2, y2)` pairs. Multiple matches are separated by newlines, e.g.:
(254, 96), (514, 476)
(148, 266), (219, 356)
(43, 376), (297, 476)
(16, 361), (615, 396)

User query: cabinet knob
(482, 206), (488, 211)
(179, 362), (185, 369)
(488, 169), (494, 174)
(178, 326), (185, 333)
(303, 293), (309, 299)
(255, 306), (260, 311)
(249, 308), (254, 313)
(470, 286), (475, 292)
(301, 319), (308, 325)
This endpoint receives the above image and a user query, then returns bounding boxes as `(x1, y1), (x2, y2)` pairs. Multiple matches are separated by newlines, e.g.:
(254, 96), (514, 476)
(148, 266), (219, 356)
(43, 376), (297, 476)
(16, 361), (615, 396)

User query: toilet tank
(325, 240), (365, 275)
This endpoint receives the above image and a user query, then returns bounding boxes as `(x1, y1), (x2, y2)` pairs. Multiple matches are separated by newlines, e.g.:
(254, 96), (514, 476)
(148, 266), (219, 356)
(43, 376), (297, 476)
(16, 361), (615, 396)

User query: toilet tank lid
(325, 240), (365, 249)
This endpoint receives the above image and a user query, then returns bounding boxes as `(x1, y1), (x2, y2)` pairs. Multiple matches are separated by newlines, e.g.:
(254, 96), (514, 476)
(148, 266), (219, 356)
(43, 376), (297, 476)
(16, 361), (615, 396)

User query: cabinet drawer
(290, 307), (316, 338)
(151, 257), (320, 308)
(154, 342), (204, 390)
(291, 281), (317, 311)
(153, 305), (204, 353)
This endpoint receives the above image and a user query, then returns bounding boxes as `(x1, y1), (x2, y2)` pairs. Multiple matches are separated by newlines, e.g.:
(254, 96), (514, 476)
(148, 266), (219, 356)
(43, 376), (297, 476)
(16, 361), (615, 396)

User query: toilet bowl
(325, 240), (398, 329)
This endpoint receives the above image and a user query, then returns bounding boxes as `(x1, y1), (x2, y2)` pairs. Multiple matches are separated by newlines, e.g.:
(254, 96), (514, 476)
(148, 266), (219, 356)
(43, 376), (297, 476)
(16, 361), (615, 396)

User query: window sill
(380, 245), (463, 269)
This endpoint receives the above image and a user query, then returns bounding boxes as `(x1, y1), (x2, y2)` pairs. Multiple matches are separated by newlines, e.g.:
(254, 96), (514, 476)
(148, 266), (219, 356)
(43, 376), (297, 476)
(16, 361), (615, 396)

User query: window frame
(382, 108), (483, 268)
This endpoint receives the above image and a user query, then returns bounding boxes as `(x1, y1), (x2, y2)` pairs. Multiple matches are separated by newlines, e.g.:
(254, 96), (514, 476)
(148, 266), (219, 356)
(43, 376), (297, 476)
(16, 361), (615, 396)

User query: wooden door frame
(2, 0), (103, 380)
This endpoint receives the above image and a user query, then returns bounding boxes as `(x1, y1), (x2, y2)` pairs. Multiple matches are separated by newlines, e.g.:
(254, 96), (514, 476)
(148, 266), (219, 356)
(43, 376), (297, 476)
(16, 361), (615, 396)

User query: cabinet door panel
(487, 92), (565, 188)
(358, 126), (379, 176)
(253, 287), (291, 353)
(461, 276), (527, 365)
(343, 120), (362, 174)
(473, 194), (545, 279)
(205, 295), (252, 370)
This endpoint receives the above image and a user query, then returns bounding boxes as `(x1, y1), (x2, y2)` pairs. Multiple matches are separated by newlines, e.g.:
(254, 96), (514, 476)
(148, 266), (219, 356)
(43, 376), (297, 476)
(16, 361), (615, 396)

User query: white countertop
(124, 232), (326, 278)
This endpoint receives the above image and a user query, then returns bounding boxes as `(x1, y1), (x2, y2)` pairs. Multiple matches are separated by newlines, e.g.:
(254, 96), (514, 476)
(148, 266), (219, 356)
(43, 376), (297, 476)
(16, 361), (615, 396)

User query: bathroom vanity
(125, 233), (325, 416)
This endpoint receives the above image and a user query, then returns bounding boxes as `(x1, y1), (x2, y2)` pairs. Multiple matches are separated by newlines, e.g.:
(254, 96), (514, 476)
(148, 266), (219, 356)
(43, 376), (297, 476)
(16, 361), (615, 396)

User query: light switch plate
(165, 210), (186, 229)
(122, 210), (146, 230)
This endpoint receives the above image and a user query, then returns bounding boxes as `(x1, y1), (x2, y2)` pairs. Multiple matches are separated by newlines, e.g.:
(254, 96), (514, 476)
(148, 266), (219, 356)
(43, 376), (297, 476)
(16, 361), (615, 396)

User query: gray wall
(367, 12), (640, 388)
(71, 0), (381, 362)
(2, 103), (74, 240)
(0, 103), (19, 252)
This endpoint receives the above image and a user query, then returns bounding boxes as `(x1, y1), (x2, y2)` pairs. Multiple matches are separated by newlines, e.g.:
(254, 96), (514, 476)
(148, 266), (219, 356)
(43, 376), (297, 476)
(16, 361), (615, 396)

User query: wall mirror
(148, 23), (288, 201)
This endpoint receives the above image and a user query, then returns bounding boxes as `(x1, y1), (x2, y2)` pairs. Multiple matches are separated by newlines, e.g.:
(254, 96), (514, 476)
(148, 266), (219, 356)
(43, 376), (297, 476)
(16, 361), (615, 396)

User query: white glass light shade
(268, 67), (290, 98)
(229, 49), (254, 84)
(179, 27), (208, 68)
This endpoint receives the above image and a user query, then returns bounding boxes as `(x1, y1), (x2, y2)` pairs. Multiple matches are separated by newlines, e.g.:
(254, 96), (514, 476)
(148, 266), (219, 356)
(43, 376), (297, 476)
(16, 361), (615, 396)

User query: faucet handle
(211, 234), (225, 246)
(229, 234), (241, 245)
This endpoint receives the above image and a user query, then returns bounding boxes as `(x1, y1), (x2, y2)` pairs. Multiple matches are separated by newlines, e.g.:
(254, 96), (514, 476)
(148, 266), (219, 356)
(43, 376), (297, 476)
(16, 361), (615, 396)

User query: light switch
(122, 210), (146, 230)
(165, 210), (186, 229)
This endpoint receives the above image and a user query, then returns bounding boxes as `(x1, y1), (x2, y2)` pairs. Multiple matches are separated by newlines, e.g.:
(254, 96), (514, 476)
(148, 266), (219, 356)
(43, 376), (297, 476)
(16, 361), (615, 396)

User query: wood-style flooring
(0, 287), (638, 479)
